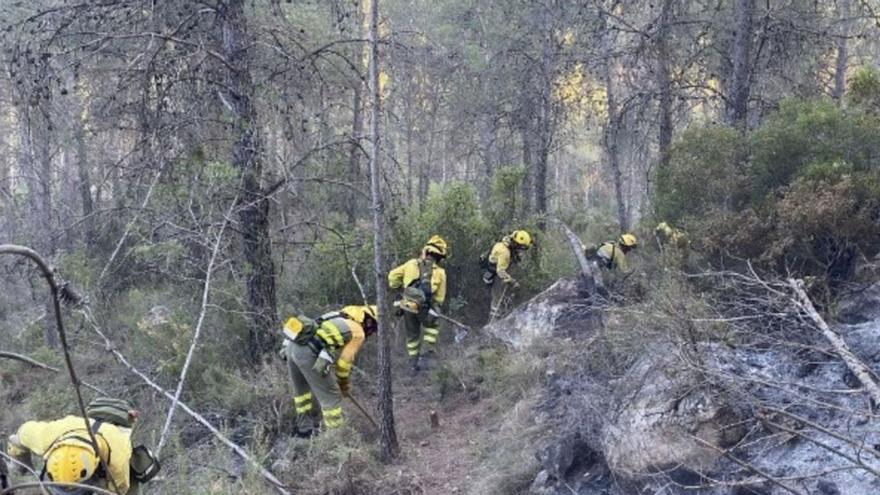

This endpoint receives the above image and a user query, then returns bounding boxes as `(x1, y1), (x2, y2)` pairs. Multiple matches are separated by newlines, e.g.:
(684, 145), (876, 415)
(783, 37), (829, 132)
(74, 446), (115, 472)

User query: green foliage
(485, 165), (529, 231)
(693, 170), (880, 287)
(750, 99), (880, 199)
(286, 223), (376, 316)
(654, 126), (747, 223)
(656, 98), (880, 287)
(849, 65), (880, 112)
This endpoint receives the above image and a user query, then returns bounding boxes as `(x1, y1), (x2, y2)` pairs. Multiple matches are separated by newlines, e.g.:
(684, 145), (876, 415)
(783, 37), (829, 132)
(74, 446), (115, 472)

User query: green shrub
(285, 221), (376, 315)
(693, 170), (880, 288)
(656, 97), (880, 288)
(849, 65), (880, 112)
(749, 99), (880, 199)
(485, 165), (529, 230)
(654, 126), (747, 223)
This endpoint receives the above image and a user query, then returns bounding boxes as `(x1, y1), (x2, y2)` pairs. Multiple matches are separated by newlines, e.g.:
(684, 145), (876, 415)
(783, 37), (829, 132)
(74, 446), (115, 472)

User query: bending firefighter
(654, 221), (689, 267)
(6, 398), (160, 494)
(281, 305), (378, 436)
(585, 233), (639, 291)
(389, 235), (448, 372)
(482, 230), (532, 321)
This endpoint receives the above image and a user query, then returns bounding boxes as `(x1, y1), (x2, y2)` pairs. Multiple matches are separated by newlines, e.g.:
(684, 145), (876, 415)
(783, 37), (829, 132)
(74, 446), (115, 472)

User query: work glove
(338, 377), (352, 396)
(507, 278), (520, 289)
(311, 349), (335, 376)
(392, 299), (404, 316)
(427, 306), (441, 318)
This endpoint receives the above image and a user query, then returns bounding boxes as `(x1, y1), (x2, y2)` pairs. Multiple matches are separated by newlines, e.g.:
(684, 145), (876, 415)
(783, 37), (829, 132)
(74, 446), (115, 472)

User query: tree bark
(220, 0), (278, 364)
(655, 0), (675, 174)
(534, 5), (554, 219)
(368, 0), (399, 460)
(519, 101), (535, 216)
(832, 0), (852, 102)
(600, 12), (629, 231)
(346, 3), (365, 223)
(727, 0), (756, 130)
(74, 93), (95, 249)
(16, 55), (58, 348)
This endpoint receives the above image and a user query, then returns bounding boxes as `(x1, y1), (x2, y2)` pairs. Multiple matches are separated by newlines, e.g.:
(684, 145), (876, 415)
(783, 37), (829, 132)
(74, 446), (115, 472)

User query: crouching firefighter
(280, 305), (378, 436)
(584, 233), (638, 292)
(6, 397), (160, 494)
(482, 230), (532, 321)
(388, 235), (448, 372)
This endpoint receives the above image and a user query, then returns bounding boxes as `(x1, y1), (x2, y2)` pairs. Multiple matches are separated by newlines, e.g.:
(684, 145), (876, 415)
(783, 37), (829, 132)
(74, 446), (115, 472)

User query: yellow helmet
(423, 235), (448, 258)
(619, 233), (638, 248)
(342, 305), (379, 323)
(45, 443), (98, 484)
(510, 230), (532, 249)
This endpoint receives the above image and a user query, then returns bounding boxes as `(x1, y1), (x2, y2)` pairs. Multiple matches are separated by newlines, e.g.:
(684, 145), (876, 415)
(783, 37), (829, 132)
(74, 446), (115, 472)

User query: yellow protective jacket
(7, 415), (133, 493)
(388, 257), (447, 305)
(315, 313), (366, 382)
(597, 242), (631, 273)
(488, 239), (516, 283)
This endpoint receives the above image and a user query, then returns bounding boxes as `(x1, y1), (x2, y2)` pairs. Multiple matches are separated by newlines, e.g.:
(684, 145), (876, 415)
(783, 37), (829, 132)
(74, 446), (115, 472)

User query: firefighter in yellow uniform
(6, 413), (135, 493)
(388, 235), (448, 372)
(282, 305), (378, 436)
(654, 222), (689, 267)
(483, 230), (532, 321)
(592, 233), (638, 289)
(596, 233), (638, 271)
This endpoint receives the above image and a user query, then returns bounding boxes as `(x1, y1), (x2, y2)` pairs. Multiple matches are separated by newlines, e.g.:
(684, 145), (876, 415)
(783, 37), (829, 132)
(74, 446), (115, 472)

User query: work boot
(294, 414), (318, 438)
(409, 356), (421, 373)
(419, 351), (436, 371)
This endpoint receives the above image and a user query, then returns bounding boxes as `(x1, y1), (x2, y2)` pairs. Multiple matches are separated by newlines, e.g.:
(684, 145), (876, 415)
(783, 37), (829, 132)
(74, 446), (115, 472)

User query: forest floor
(393, 371), (487, 495)
(351, 352), (491, 495)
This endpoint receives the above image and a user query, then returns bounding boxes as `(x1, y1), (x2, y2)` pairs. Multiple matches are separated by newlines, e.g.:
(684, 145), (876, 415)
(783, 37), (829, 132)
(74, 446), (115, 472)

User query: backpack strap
(412, 258), (434, 300)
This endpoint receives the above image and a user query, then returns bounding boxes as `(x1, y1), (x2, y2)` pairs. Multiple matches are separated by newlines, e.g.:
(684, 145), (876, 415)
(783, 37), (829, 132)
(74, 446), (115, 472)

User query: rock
(486, 279), (599, 349)
(816, 479), (841, 495)
(600, 346), (744, 475)
(536, 437), (577, 479)
(528, 470), (554, 495)
(837, 283), (880, 324)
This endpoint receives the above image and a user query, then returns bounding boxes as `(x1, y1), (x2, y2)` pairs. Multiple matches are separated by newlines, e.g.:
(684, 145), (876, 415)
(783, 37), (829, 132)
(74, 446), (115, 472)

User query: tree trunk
(519, 100), (535, 217)
(220, 0), (278, 364)
(17, 57), (59, 348)
(479, 113), (497, 203)
(832, 0), (851, 102)
(600, 13), (629, 231)
(344, 0), (365, 222)
(75, 96), (95, 249)
(727, 0), (756, 130)
(534, 6), (554, 220)
(655, 0), (674, 174)
(368, 0), (399, 461)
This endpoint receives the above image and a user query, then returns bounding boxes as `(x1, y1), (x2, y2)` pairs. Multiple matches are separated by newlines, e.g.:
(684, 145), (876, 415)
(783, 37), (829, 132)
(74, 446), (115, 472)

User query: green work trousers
(285, 342), (345, 429)
(403, 309), (439, 358)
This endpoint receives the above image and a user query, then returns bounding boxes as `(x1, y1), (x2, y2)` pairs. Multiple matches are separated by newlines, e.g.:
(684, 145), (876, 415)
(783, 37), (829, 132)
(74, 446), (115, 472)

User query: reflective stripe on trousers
(294, 392), (313, 414)
(323, 406), (344, 428)
(406, 339), (420, 357)
(422, 327), (439, 345)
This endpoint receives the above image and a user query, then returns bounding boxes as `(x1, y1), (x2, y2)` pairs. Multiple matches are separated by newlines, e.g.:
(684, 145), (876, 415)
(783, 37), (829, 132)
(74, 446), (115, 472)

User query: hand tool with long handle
(344, 392), (379, 430)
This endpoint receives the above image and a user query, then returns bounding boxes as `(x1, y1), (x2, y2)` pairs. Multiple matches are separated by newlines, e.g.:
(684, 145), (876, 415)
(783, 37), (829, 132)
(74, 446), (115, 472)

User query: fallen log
(789, 278), (880, 407)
